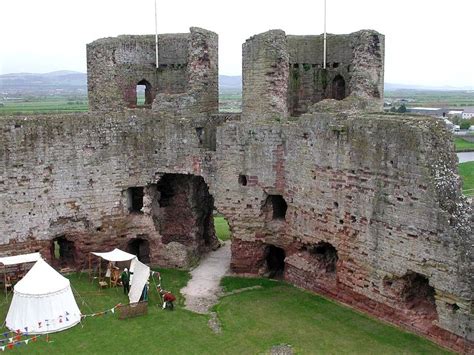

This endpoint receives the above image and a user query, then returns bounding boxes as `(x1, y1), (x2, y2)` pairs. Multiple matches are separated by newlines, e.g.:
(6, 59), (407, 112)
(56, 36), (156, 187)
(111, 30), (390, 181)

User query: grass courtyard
(0, 271), (449, 354)
(459, 161), (474, 196)
(454, 137), (474, 152)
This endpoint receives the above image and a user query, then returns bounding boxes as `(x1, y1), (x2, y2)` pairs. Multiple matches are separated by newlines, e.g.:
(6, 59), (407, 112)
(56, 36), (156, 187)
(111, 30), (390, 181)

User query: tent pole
(3, 265), (6, 299)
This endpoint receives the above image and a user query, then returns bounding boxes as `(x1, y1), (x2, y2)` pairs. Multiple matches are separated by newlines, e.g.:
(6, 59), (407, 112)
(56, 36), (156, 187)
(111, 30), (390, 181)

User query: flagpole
(154, 0), (159, 68)
(323, 0), (327, 69)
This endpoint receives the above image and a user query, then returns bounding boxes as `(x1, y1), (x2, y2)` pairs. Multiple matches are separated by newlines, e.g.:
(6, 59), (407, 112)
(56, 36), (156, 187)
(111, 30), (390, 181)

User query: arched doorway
(127, 238), (150, 264)
(310, 242), (338, 273)
(51, 236), (76, 268)
(265, 245), (286, 278)
(331, 75), (346, 100)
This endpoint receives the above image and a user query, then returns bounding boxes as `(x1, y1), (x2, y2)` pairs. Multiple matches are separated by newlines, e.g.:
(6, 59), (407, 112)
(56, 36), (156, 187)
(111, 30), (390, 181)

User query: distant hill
(0, 71), (87, 89)
(1, 71), (472, 94)
(0, 72), (243, 90)
(385, 82), (474, 91)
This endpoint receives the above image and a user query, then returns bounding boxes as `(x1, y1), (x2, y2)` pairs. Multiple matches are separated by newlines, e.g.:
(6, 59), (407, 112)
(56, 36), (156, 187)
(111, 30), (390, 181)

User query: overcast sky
(1, 0), (473, 87)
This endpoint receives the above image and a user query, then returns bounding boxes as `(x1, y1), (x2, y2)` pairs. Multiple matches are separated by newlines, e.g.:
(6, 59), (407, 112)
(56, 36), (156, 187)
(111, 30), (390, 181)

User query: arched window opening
(263, 195), (288, 221)
(136, 79), (153, 107)
(331, 75), (346, 100)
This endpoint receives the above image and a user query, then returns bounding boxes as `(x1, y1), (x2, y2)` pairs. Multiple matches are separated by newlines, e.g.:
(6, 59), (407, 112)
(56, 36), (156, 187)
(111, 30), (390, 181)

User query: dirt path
(180, 241), (231, 314)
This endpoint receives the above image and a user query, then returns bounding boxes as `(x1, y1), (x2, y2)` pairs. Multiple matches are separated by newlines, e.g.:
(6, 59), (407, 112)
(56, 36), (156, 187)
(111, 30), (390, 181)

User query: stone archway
(127, 237), (150, 264)
(265, 245), (286, 279)
(331, 75), (346, 100)
(50, 236), (76, 268)
(153, 174), (219, 264)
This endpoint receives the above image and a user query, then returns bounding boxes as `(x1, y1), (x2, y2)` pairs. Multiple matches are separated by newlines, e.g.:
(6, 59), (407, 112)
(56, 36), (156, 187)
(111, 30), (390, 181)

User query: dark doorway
(400, 272), (437, 318)
(127, 187), (144, 213)
(127, 238), (150, 264)
(265, 245), (286, 278)
(136, 79), (153, 107)
(331, 75), (346, 100)
(51, 236), (76, 268)
(310, 242), (338, 273)
(154, 174), (219, 254)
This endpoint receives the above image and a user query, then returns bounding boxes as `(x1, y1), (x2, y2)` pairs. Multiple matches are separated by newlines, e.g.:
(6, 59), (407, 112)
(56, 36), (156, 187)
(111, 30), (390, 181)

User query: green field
(455, 137), (474, 152)
(0, 97), (88, 115)
(385, 89), (474, 107)
(214, 216), (230, 241)
(0, 271), (448, 354)
(459, 161), (474, 196)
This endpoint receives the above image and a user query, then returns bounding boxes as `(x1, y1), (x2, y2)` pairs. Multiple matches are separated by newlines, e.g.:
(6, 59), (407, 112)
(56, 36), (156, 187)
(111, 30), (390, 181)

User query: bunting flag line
(0, 335), (42, 351)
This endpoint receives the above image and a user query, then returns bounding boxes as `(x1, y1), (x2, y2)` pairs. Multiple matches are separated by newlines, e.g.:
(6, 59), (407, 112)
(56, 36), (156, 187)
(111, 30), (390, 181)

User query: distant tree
(397, 104), (407, 113)
(460, 121), (471, 130)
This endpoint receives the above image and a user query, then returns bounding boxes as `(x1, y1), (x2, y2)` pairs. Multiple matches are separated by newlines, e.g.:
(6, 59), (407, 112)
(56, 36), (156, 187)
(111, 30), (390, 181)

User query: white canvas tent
(128, 258), (150, 303)
(91, 248), (136, 262)
(5, 259), (81, 334)
(0, 252), (43, 294)
(91, 248), (150, 303)
(0, 253), (42, 266)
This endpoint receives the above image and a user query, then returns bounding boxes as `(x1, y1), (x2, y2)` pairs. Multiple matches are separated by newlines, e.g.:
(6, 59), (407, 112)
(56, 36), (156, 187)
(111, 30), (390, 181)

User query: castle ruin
(0, 27), (472, 352)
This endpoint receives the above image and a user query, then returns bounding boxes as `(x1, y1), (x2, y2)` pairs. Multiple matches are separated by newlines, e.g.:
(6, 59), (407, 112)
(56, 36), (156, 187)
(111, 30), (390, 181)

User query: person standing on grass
(121, 268), (130, 295)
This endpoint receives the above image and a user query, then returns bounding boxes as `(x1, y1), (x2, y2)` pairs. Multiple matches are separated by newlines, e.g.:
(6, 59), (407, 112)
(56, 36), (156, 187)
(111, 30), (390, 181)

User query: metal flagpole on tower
(155, 0), (159, 68)
(323, 0), (327, 69)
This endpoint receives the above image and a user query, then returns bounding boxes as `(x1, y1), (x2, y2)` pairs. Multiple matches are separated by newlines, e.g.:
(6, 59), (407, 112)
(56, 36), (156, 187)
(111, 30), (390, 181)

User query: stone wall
(212, 106), (472, 352)
(0, 112), (221, 269)
(0, 104), (471, 351)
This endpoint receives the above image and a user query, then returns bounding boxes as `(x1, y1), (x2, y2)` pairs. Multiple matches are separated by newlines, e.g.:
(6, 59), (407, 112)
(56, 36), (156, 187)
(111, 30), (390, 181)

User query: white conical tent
(5, 259), (81, 334)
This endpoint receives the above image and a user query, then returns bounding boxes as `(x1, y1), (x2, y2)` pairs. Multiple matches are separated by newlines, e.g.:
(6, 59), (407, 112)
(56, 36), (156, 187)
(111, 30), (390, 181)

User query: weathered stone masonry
(0, 27), (472, 352)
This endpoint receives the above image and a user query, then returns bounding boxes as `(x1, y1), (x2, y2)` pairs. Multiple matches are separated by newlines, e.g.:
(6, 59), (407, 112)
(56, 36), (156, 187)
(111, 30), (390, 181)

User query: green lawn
(0, 99), (88, 115)
(214, 216), (230, 241)
(0, 272), (449, 354)
(459, 161), (474, 196)
(455, 137), (474, 152)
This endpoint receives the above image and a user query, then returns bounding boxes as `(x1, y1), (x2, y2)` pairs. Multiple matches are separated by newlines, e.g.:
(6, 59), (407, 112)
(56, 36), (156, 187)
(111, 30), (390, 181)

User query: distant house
(447, 110), (463, 118)
(407, 107), (444, 117)
(462, 107), (474, 119)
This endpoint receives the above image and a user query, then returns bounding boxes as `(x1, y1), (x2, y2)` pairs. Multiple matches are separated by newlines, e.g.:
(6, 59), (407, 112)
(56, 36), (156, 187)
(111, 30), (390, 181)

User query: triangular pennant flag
(65, 311), (69, 316)
(32, 336), (37, 342)
(24, 339), (29, 345)
(15, 342), (20, 347)
(15, 335), (21, 342)
(24, 327), (28, 333)
(7, 343), (13, 350)
(0, 345), (4, 351)
(111, 308), (115, 314)
(59, 318), (62, 323)
(2, 333), (7, 338)
(66, 317), (69, 322)
(8, 338), (12, 343)
(15, 330), (20, 335)
(38, 322), (42, 328)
